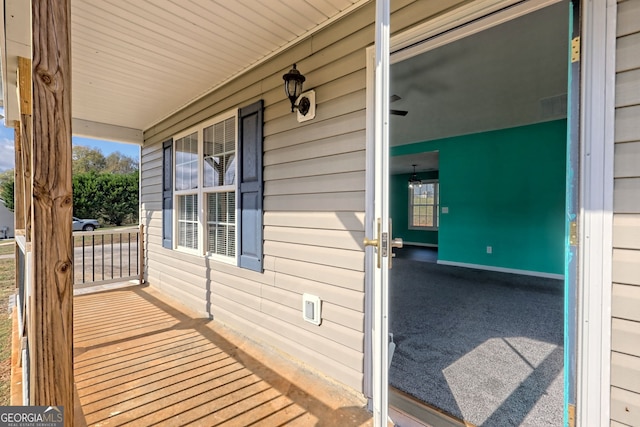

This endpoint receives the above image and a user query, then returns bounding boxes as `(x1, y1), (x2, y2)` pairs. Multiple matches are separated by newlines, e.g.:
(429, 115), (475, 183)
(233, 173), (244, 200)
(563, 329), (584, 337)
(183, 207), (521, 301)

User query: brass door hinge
(571, 36), (580, 63)
(568, 403), (576, 427)
(569, 221), (578, 246)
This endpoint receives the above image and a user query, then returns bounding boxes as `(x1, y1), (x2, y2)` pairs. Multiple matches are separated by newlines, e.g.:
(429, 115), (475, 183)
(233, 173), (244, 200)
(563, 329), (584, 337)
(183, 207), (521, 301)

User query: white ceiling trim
(72, 118), (143, 145)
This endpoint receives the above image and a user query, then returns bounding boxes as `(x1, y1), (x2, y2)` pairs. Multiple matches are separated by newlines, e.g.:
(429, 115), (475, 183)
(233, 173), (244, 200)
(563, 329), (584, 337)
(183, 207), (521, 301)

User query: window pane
(207, 192), (236, 257)
(409, 181), (439, 228)
(204, 117), (236, 188)
(175, 132), (198, 191)
(425, 183), (435, 204)
(425, 207), (434, 227)
(177, 194), (198, 249)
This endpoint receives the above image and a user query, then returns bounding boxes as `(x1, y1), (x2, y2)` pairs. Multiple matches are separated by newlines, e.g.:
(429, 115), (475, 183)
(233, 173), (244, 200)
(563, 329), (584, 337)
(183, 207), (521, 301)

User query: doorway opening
(387, 2), (570, 425)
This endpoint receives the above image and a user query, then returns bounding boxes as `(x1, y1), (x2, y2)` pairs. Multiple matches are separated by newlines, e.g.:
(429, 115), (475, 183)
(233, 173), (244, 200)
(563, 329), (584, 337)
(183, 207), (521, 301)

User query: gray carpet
(389, 258), (564, 427)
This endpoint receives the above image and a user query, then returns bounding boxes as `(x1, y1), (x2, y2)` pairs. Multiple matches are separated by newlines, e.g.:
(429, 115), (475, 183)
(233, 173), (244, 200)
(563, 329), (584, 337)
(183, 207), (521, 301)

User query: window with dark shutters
(163, 101), (263, 273)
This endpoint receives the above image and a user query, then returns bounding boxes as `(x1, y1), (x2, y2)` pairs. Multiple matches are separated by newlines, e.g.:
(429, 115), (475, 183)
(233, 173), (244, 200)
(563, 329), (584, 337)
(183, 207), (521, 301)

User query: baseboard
(403, 242), (438, 248)
(436, 260), (563, 280)
(389, 387), (472, 427)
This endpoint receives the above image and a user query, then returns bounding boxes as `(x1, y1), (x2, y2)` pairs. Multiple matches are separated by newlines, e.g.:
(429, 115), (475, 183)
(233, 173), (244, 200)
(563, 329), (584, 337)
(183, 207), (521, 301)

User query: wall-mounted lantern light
(283, 64), (311, 116)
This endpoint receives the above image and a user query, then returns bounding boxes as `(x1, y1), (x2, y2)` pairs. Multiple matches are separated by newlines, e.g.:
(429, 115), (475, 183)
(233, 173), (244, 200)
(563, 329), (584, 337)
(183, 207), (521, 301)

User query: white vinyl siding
(141, 0), (470, 393)
(611, 1), (640, 425)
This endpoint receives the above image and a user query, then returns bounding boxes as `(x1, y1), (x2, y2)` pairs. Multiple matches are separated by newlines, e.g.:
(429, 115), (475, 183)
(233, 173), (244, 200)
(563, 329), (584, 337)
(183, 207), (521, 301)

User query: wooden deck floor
(74, 286), (372, 427)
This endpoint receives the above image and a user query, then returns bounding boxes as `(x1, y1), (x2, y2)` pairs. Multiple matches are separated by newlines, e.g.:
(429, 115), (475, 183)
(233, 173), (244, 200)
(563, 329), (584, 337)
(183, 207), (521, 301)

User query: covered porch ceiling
(0, 0), (370, 144)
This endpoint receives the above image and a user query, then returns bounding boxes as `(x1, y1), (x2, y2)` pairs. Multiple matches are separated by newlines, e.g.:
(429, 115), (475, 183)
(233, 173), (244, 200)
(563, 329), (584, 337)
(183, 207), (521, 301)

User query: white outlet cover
(302, 293), (321, 326)
(442, 207), (449, 214)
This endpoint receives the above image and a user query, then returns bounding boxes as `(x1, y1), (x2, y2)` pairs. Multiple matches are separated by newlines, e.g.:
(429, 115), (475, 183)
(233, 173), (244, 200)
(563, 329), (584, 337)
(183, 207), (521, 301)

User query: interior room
(387, 2), (569, 426)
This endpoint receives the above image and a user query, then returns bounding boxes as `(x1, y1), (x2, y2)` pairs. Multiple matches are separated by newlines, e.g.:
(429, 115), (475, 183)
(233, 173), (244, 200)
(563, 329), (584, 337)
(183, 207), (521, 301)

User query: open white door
(365, 2), (581, 426)
(365, 1), (402, 425)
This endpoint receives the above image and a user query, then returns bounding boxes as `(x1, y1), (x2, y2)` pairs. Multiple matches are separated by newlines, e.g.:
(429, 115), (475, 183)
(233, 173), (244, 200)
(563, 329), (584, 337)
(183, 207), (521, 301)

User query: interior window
(409, 181), (439, 229)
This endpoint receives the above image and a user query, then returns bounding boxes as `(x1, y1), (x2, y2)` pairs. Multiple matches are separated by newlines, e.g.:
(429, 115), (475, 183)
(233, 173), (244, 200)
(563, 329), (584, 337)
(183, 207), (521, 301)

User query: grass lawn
(0, 241), (14, 256)
(0, 258), (15, 405)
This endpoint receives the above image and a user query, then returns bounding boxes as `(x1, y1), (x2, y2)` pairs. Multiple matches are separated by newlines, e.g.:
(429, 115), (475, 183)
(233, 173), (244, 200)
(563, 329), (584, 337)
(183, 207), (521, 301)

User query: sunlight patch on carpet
(443, 337), (560, 426)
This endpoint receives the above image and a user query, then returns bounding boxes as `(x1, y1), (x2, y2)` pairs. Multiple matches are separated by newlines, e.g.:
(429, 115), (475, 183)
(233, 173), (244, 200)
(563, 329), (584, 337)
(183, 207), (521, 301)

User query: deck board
(73, 286), (372, 426)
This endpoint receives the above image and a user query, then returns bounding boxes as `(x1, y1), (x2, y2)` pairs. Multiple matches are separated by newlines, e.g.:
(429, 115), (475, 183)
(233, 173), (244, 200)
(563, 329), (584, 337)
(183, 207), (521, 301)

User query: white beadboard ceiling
(1, 0), (369, 143)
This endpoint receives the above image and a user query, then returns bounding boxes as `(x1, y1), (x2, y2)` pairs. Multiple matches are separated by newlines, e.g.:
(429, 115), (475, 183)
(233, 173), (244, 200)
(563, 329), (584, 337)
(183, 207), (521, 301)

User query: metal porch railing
(73, 225), (144, 287)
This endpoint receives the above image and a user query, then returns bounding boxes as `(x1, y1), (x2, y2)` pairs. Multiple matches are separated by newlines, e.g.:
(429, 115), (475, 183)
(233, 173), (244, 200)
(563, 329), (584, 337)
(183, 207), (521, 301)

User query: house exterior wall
(611, 0), (640, 424)
(0, 202), (14, 238)
(141, 0), (468, 393)
(139, 0), (640, 417)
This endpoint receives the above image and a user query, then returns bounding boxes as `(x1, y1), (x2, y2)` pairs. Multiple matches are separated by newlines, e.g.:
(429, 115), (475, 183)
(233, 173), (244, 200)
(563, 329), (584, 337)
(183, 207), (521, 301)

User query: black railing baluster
(73, 227), (143, 286)
(92, 235), (95, 283)
(111, 234), (114, 279)
(119, 234), (123, 278)
(82, 235), (85, 283)
(101, 234), (105, 281)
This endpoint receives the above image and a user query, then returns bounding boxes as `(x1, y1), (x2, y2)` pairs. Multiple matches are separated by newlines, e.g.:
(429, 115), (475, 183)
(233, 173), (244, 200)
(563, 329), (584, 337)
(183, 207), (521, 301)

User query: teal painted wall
(391, 120), (567, 275)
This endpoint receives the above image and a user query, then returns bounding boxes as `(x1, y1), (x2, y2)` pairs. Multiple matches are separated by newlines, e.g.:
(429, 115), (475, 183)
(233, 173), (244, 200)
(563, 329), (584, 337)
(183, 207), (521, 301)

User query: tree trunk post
(29, 1), (74, 424)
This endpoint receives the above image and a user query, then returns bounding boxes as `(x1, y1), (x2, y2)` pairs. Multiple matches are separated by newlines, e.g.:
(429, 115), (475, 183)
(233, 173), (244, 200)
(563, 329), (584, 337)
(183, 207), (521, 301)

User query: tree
(0, 170), (14, 211)
(105, 151), (138, 174)
(1, 146), (139, 223)
(71, 145), (139, 225)
(73, 145), (138, 174)
(73, 171), (138, 226)
(72, 145), (107, 174)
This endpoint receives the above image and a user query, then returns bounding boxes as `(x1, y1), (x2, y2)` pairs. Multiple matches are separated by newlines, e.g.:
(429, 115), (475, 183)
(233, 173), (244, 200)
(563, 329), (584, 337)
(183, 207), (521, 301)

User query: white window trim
(173, 127), (201, 255)
(172, 109), (238, 264)
(408, 180), (439, 231)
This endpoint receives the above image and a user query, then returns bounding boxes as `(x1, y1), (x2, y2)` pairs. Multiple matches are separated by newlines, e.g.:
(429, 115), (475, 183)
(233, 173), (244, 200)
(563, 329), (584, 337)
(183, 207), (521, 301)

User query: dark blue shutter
(238, 100), (264, 272)
(162, 139), (173, 249)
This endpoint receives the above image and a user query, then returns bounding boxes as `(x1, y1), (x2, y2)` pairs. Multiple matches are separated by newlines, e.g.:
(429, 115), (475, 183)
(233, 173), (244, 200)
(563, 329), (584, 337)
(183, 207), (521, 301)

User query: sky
(0, 108), (140, 172)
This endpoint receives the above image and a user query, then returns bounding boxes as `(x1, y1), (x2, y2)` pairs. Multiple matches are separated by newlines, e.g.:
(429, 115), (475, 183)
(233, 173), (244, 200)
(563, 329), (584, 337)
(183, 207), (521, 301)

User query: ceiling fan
(390, 94), (408, 116)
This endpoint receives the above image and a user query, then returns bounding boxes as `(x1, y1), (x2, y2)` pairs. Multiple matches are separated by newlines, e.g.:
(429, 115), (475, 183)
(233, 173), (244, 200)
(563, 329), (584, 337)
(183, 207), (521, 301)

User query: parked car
(73, 217), (99, 232)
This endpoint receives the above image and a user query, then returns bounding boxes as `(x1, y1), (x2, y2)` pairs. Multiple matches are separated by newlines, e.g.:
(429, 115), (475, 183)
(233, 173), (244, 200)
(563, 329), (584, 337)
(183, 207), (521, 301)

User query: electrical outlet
(487, 246), (492, 254)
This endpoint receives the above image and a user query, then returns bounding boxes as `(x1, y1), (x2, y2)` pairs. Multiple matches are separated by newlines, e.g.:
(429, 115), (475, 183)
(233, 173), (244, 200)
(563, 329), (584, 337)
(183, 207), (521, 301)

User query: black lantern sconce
(283, 64), (312, 116)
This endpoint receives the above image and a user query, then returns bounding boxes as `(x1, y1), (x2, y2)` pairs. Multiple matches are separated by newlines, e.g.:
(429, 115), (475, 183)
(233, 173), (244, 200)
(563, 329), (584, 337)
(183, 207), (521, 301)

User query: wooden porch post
(17, 56), (33, 242)
(13, 121), (24, 234)
(29, 0), (74, 423)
